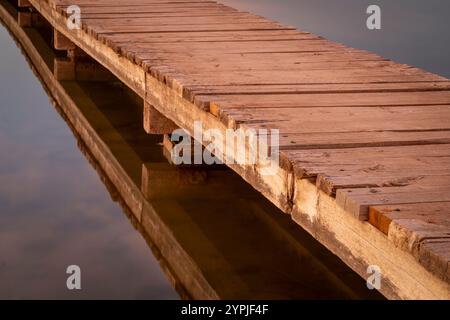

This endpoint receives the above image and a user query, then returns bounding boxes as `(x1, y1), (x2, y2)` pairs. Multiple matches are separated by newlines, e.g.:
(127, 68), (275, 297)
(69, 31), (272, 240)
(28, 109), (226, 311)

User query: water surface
(224, 0), (450, 78)
(0, 15), (178, 299)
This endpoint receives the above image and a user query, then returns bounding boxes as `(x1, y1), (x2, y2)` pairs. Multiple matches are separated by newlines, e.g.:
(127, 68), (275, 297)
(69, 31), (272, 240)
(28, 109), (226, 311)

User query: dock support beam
(53, 29), (76, 51)
(143, 101), (178, 135)
(162, 134), (223, 168)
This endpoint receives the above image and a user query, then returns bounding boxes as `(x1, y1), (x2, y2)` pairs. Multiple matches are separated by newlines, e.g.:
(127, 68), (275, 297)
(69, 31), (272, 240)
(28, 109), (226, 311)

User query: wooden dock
(6, 0), (450, 299)
(0, 1), (385, 299)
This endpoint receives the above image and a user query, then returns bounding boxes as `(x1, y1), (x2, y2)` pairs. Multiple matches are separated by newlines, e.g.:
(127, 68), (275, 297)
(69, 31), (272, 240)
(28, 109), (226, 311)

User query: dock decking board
(12, 0), (450, 298)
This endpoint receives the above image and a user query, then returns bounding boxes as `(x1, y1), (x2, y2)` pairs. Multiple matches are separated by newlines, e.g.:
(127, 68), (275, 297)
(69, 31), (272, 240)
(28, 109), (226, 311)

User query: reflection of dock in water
(0, 0), (383, 299)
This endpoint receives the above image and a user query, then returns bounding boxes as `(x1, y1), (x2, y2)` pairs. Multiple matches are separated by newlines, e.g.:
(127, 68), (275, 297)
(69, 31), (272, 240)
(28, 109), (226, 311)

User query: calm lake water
(0, 14), (178, 300)
(223, 0), (450, 78)
(1, 0), (448, 300)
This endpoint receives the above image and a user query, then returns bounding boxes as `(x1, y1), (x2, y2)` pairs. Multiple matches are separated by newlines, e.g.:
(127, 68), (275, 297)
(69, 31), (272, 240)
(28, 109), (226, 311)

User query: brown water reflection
(0, 1), (383, 299)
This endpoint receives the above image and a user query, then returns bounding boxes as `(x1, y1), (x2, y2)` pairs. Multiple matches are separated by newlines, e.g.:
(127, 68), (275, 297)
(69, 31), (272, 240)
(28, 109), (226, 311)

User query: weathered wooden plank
(418, 240), (450, 284)
(292, 178), (450, 299)
(90, 24), (296, 36)
(80, 16), (276, 26)
(53, 2), (227, 13)
(369, 203), (450, 235)
(288, 144), (450, 171)
(369, 203), (450, 283)
(317, 174), (450, 197)
(337, 184), (450, 221)
(218, 106), (450, 133)
(137, 55), (394, 72)
(285, 144), (450, 194)
(179, 82), (450, 103)
(277, 130), (450, 151)
(166, 74), (447, 98)
(208, 91), (450, 115)
(118, 39), (345, 52)
(101, 29), (317, 43)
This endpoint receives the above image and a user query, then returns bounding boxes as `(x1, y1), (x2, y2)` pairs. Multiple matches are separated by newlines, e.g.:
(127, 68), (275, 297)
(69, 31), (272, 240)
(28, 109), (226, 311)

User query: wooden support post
(53, 29), (75, 50)
(162, 133), (200, 165)
(162, 134), (223, 167)
(143, 102), (178, 134)
(18, 0), (31, 8)
(67, 47), (88, 60)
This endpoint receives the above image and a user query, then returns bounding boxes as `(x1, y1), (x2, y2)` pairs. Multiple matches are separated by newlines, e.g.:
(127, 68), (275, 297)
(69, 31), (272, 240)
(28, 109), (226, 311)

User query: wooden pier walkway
(0, 1), (384, 299)
(8, 0), (450, 299)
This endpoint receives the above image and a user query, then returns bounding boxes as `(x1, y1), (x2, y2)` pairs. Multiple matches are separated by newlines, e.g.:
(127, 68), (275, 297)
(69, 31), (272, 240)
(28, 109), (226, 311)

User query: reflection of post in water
(0, 0), (383, 300)
(53, 33), (116, 82)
